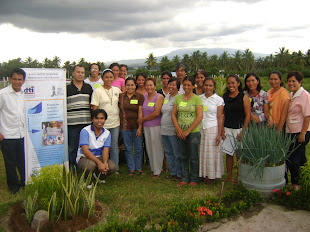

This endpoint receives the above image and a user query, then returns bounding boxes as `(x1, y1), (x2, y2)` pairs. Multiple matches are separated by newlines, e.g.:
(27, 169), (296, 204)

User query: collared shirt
(76, 124), (111, 163)
(67, 81), (93, 126)
(200, 93), (224, 129)
(0, 85), (25, 139)
(119, 91), (144, 130)
(286, 87), (310, 133)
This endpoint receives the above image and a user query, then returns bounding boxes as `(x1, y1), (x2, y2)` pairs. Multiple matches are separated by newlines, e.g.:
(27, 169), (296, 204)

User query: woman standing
(285, 71), (310, 187)
(194, 69), (207, 95)
(119, 77), (145, 175)
(137, 78), (165, 177)
(172, 76), (203, 186)
(136, 72), (147, 96)
(157, 71), (172, 97)
(161, 78), (182, 180)
(120, 64), (128, 80)
(267, 71), (290, 129)
(110, 63), (126, 92)
(199, 77), (224, 185)
(244, 73), (269, 124)
(91, 69), (122, 173)
(222, 74), (251, 183)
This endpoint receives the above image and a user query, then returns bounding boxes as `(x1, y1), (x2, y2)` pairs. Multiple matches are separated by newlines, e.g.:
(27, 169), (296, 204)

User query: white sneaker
(93, 173), (106, 184)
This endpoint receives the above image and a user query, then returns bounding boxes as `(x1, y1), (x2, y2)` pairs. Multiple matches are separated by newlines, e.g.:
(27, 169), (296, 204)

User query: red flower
(206, 208), (213, 216)
(206, 201), (211, 205)
(200, 211), (206, 216)
(273, 189), (278, 193)
(214, 203), (219, 206)
(170, 221), (175, 225)
(286, 192), (291, 196)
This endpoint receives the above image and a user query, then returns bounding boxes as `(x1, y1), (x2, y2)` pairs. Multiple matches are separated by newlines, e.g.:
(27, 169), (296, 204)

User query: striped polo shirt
(67, 81), (93, 126)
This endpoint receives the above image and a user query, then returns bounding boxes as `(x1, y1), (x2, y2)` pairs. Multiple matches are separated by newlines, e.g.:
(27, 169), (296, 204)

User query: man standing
(84, 63), (103, 90)
(67, 65), (93, 169)
(175, 63), (187, 94)
(0, 68), (26, 194)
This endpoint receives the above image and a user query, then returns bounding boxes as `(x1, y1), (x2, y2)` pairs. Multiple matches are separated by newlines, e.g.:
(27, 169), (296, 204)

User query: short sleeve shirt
(76, 124), (111, 163)
(200, 93), (224, 129)
(91, 86), (121, 128)
(244, 90), (268, 122)
(119, 91), (144, 130)
(112, 78), (125, 90)
(84, 78), (104, 90)
(174, 94), (203, 133)
(286, 87), (310, 133)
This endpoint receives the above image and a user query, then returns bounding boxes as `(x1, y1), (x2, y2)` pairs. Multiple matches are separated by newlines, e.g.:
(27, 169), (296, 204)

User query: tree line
(1, 47), (310, 78)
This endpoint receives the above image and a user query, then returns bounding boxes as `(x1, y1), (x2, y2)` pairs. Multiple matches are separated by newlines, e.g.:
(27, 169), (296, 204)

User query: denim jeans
(121, 129), (143, 171)
(68, 125), (86, 169)
(106, 126), (120, 170)
(1, 138), (25, 193)
(178, 132), (201, 183)
(162, 135), (181, 177)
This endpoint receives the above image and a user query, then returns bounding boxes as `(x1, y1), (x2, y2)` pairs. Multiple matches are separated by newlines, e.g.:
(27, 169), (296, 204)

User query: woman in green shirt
(172, 76), (203, 186)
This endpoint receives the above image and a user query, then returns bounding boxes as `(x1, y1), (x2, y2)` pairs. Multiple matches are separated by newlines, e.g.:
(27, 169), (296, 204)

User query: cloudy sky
(0, 0), (309, 64)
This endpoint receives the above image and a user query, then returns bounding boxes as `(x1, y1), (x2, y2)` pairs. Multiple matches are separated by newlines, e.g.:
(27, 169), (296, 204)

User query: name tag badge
(179, 102), (187, 107)
(203, 106), (208, 112)
(94, 84), (101, 89)
(147, 102), (155, 107)
(164, 100), (168, 104)
(130, 99), (138, 104)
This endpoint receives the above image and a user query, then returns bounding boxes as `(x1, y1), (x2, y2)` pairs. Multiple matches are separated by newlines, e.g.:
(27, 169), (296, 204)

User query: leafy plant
(235, 122), (295, 179)
(300, 160), (310, 193)
(22, 190), (39, 225)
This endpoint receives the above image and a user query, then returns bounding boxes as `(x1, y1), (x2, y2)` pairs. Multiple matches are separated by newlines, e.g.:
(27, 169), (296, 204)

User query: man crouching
(76, 109), (117, 181)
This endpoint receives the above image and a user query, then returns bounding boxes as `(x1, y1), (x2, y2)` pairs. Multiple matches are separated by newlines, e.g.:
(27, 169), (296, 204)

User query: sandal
(128, 171), (135, 176)
(177, 181), (188, 187)
(137, 170), (145, 175)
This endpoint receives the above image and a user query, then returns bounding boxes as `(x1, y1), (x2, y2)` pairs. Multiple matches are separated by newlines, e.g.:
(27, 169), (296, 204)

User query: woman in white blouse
(199, 77), (224, 185)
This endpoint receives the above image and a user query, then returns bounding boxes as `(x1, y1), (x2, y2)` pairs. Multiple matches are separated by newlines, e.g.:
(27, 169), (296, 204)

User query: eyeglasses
(91, 68), (99, 71)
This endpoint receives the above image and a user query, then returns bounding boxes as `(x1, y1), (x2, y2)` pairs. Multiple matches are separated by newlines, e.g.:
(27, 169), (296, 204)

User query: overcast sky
(0, 0), (309, 64)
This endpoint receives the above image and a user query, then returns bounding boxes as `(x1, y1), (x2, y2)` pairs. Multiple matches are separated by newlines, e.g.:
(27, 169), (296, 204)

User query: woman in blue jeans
(171, 76), (203, 186)
(161, 77), (181, 180)
(119, 77), (145, 175)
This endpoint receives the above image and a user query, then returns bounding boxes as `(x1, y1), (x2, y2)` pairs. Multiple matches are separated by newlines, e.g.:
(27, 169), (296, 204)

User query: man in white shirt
(175, 63), (187, 94)
(0, 68), (26, 194)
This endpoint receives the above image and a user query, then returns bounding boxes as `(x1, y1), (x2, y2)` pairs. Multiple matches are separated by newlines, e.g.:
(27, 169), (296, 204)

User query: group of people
(1, 63), (309, 194)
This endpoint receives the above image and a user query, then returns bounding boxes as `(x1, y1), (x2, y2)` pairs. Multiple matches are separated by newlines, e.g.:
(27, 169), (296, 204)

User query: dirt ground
(199, 203), (310, 232)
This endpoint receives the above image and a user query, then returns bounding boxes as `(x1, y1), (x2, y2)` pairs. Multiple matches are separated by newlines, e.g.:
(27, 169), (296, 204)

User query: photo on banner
(22, 68), (68, 183)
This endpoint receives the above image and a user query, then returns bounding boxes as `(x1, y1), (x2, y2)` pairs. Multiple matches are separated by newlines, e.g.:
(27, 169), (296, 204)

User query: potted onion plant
(234, 122), (295, 196)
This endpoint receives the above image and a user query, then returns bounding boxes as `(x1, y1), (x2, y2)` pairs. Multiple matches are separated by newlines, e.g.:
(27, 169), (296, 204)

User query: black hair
(11, 68), (26, 80)
(287, 71), (303, 83)
(161, 71), (172, 79)
(109, 63), (120, 69)
(269, 71), (284, 87)
(203, 77), (216, 93)
(91, 109), (108, 120)
(125, 77), (136, 85)
(182, 76), (195, 86)
(226, 74), (243, 93)
(120, 64), (128, 71)
(73, 65), (85, 72)
(168, 77), (181, 90)
(89, 63), (101, 71)
(194, 69), (208, 79)
(244, 72), (262, 91)
(136, 72), (147, 79)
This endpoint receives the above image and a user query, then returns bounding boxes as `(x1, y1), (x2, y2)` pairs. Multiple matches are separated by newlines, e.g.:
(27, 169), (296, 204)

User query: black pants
(0, 138), (25, 194)
(286, 131), (310, 185)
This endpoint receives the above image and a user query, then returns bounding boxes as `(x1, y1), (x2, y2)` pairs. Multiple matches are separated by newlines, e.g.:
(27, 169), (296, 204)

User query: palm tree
(190, 50), (202, 72)
(145, 53), (157, 76)
(52, 56), (61, 68)
(159, 56), (173, 72)
(219, 51), (230, 70)
(232, 50), (242, 71)
(275, 47), (290, 69)
(242, 49), (255, 72)
(172, 55), (181, 67)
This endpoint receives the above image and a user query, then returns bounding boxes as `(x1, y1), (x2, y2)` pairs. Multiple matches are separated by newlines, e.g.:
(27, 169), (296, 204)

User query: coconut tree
(145, 53), (157, 76)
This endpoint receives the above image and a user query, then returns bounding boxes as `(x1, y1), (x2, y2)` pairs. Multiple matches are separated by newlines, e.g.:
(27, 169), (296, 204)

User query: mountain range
(107, 48), (269, 67)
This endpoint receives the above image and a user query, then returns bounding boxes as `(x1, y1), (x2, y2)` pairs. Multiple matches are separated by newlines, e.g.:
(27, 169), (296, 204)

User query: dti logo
(24, 86), (35, 98)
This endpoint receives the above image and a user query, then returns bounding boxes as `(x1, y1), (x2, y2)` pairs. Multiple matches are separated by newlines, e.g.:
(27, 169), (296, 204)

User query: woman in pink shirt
(110, 63), (126, 92)
(285, 71), (310, 187)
